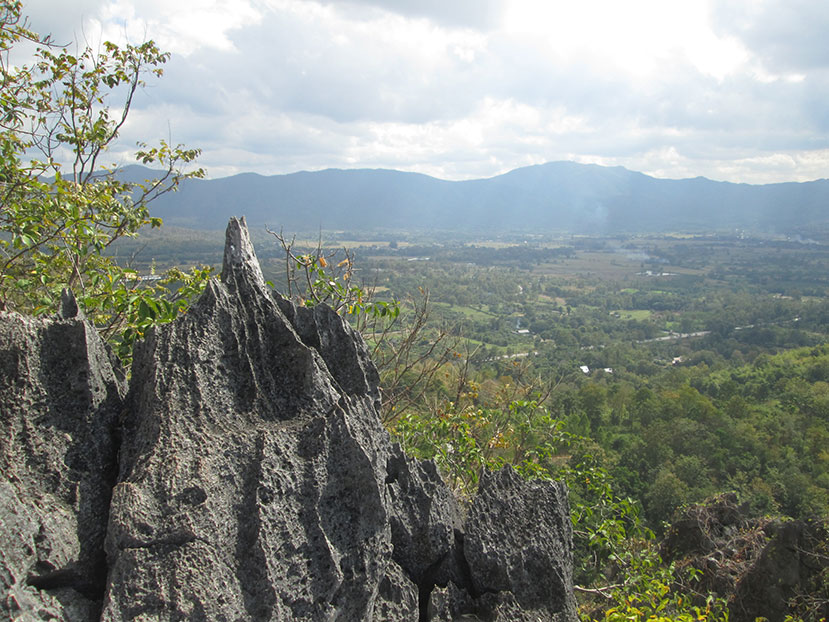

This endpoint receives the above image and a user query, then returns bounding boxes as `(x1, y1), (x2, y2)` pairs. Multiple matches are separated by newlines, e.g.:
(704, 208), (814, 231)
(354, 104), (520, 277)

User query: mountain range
(140, 161), (829, 234)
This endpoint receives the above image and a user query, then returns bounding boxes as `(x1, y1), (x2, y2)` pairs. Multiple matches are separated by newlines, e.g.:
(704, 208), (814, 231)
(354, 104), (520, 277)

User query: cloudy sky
(20, 0), (829, 183)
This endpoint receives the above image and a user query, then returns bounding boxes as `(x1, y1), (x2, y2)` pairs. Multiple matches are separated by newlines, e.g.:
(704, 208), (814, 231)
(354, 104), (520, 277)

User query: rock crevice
(1, 217), (577, 621)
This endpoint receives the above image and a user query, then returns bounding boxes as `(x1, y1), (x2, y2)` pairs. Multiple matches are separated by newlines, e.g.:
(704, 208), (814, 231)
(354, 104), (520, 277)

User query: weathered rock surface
(0, 292), (125, 619)
(463, 468), (574, 621)
(1, 217), (577, 621)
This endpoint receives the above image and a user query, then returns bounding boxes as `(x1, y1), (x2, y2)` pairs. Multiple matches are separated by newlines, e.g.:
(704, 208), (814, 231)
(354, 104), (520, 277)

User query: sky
(18, 0), (829, 183)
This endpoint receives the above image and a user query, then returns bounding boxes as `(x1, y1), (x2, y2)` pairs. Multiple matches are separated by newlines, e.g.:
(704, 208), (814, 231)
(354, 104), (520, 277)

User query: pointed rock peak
(221, 216), (266, 290)
(58, 288), (84, 320)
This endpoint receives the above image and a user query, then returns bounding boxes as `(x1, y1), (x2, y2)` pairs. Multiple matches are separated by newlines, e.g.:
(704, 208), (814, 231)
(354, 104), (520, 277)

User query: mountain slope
(140, 161), (829, 234)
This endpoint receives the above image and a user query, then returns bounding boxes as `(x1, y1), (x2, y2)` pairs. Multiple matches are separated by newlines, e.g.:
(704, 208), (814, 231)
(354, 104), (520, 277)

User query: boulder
(462, 468), (577, 621)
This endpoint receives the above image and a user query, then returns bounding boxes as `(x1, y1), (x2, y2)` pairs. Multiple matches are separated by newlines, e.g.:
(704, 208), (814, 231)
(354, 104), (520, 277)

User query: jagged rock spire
(221, 216), (266, 292)
(58, 288), (83, 320)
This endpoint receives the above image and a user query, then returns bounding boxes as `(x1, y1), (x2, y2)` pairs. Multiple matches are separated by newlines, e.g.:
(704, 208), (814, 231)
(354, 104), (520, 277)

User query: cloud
(157, 1), (493, 125)
(712, 0), (829, 74)
(14, 0), (829, 184)
(312, 0), (505, 30)
(23, 0), (263, 55)
(19, 0), (102, 46)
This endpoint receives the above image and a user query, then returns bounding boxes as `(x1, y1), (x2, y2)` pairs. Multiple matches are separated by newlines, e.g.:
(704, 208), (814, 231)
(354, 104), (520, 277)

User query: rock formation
(1, 217), (577, 621)
(661, 493), (829, 622)
(0, 290), (125, 619)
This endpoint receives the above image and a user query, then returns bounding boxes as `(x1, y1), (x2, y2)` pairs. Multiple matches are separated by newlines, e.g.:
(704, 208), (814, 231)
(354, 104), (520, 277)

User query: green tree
(645, 468), (688, 525)
(0, 1), (209, 360)
(579, 383), (607, 432)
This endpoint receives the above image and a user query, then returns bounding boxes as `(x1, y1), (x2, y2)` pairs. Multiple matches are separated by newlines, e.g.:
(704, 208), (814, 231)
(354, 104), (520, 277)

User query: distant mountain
(137, 161), (829, 234)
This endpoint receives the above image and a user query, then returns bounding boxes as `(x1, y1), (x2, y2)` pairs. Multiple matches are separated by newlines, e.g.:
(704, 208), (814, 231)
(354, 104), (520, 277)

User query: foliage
(391, 396), (731, 620)
(594, 591), (729, 622)
(0, 1), (209, 361)
(267, 228), (470, 422)
(367, 235), (829, 618)
(568, 460), (731, 621)
(354, 237), (829, 525)
(88, 264), (213, 362)
(389, 375), (574, 519)
(266, 228), (398, 318)
(392, 398), (572, 494)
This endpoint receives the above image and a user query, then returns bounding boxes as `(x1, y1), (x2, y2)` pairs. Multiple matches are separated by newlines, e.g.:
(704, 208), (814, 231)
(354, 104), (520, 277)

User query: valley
(114, 226), (829, 528)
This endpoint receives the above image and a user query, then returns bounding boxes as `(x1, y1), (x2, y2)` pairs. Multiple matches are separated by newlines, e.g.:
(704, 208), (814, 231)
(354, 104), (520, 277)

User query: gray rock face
(0, 292), (125, 619)
(1, 217), (576, 621)
(463, 468), (576, 621)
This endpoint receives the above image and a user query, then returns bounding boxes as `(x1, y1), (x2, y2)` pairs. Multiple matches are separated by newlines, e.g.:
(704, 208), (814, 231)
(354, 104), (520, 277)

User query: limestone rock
(462, 468), (577, 621)
(1, 217), (577, 621)
(385, 444), (462, 585)
(0, 293), (126, 619)
(103, 218), (397, 621)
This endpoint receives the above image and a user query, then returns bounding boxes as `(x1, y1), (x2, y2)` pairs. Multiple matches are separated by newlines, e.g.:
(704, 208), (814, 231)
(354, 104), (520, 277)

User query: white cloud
(23, 0), (263, 55)
(14, 0), (829, 184)
(312, 0), (505, 30)
(712, 0), (829, 73)
(98, 0), (263, 55)
(500, 1), (747, 79)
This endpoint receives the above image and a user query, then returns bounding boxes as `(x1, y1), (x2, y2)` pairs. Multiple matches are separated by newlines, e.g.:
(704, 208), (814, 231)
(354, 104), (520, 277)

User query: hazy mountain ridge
(141, 161), (829, 234)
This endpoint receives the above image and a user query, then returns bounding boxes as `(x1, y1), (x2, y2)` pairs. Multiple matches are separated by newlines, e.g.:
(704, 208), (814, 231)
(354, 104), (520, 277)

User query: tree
(0, 1), (209, 360)
(579, 382), (607, 432)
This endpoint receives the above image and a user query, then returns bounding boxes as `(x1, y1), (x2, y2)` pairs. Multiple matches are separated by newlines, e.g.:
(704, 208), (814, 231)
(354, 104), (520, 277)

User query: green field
(613, 309), (652, 320)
